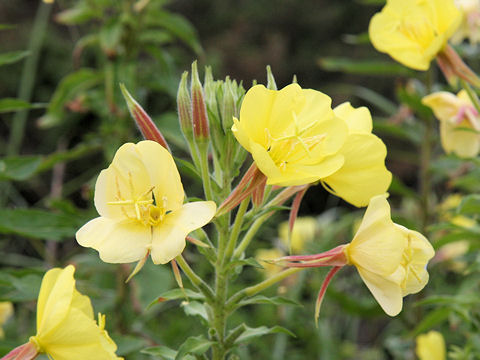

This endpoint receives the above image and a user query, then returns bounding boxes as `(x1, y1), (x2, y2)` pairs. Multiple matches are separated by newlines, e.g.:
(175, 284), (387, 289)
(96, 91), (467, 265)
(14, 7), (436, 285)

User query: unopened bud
(266, 65), (277, 90)
(221, 77), (236, 132)
(177, 71), (193, 141)
(120, 84), (170, 151)
(191, 61), (210, 141)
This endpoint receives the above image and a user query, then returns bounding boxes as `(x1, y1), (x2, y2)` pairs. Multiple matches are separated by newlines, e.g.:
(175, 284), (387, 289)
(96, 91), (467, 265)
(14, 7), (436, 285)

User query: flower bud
(266, 65), (277, 90)
(177, 71), (194, 141)
(191, 61), (210, 142)
(120, 84), (170, 151)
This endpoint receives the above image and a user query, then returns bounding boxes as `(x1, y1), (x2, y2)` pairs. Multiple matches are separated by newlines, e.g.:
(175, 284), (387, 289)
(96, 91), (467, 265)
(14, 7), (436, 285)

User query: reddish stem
(315, 266), (342, 324)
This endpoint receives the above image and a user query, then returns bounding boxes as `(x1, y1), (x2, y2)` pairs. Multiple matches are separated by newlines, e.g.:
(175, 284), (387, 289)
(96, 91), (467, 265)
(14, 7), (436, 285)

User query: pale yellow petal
(36, 266), (75, 336)
(94, 143), (152, 220)
(440, 120), (480, 158)
(416, 331), (446, 360)
(347, 194), (406, 275)
(333, 102), (373, 133)
(322, 133), (392, 207)
(422, 92), (462, 122)
(0, 302), (13, 325)
(356, 266), (403, 316)
(232, 117), (252, 152)
(268, 84), (305, 137)
(151, 201), (216, 264)
(76, 217), (150, 263)
(135, 140), (184, 211)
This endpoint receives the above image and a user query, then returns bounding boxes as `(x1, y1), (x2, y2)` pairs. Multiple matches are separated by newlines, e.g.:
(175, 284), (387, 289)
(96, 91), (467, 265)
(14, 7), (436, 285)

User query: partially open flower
(279, 194), (434, 318)
(416, 331), (446, 360)
(2, 266), (122, 360)
(76, 141), (216, 274)
(422, 90), (480, 158)
(369, 0), (461, 71)
(451, 0), (480, 45)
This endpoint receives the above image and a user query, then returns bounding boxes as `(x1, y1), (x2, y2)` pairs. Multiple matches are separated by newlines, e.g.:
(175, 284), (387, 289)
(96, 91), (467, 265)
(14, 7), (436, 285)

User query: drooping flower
(0, 302), (13, 339)
(232, 83), (348, 187)
(422, 90), (480, 158)
(279, 217), (316, 253)
(2, 266), (122, 360)
(451, 0), (480, 45)
(369, 0), (462, 71)
(344, 194), (435, 316)
(416, 331), (446, 360)
(322, 102), (392, 207)
(279, 194), (434, 318)
(76, 141), (216, 272)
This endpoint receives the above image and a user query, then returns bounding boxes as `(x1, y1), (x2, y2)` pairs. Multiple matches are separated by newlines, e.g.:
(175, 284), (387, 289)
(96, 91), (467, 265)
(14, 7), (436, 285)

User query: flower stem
(224, 198), (249, 261)
(233, 212), (273, 258)
(198, 142), (214, 202)
(460, 79), (480, 115)
(175, 255), (214, 302)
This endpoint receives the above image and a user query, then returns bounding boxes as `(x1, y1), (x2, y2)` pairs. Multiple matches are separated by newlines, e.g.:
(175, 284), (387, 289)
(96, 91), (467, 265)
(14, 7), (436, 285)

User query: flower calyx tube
(191, 61), (210, 143)
(437, 44), (480, 88)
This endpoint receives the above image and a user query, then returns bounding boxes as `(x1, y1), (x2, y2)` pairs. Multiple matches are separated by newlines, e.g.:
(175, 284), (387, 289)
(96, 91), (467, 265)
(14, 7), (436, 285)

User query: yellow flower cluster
(232, 84), (392, 207)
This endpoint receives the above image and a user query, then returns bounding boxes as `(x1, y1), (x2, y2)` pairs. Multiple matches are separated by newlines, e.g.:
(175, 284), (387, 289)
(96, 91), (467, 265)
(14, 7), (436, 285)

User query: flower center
(265, 111), (325, 171)
(400, 238), (422, 289)
(107, 173), (168, 226)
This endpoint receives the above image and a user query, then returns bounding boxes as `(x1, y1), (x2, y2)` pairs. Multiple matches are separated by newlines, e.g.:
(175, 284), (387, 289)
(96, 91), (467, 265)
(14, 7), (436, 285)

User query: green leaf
(0, 50), (30, 66)
(0, 98), (45, 113)
(239, 295), (302, 307)
(56, 5), (98, 25)
(39, 68), (100, 128)
(235, 325), (295, 344)
(457, 194), (480, 215)
(409, 307), (451, 337)
(147, 288), (203, 308)
(0, 208), (87, 241)
(0, 24), (16, 31)
(175, 336), (215, 360)
(416, 295), (480, 307)
(318, 57), (414, 76)
(0, 156), (43, 181)
(146, 11), (202, 54)
(0, 272), (43, 301)
(141, 345), (177, 359)
(181, 301), (208, 321)
(227, 258), (264, 270)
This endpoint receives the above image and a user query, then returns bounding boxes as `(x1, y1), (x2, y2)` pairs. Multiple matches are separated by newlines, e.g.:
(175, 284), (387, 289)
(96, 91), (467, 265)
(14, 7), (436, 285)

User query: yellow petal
(322, 133), (392, 207)
(356, 266), (403, 316)
(416, 331), (446, 360)
(0, 302), (13, 326)
(151, 201), (216, 264)
(135, 140), (184, 211)
(94, 143), (153, 220)
(422, 92), (463, 122)
(238, 85), (276, 146)
(333, 102), (372, 133)
(440, 119), (480, 158)
(36, 266), (75, 336)
(76, 217), (151, 263)
(346, 194), (406, 275)
(232, 117), (253, 152)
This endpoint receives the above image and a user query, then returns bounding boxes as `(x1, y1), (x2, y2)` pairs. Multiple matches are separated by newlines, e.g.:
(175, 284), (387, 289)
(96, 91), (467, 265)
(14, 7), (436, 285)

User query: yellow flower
(232, 84), (348, 187)
(29, 265), (122, 360)
(322, 102), (392, 207)
(0, 302), (13, 339)
(279, 217), (316, 253)
(344, 194), (434, 316)
(422, 90), (480, 158)
(416, 331), (446, 360)
(451, 0), (480, 44)
(369, 0), (462, 71)
(76, 141), (216, 267)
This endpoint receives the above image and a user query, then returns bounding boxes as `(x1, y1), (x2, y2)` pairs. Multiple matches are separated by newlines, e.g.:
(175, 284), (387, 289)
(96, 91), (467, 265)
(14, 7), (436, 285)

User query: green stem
(224, 198), (249, 261)
(198, 142), (214, 201)
(233, 212), (272, 258)
(7, 2), (51, 156)
(226, 268), (303, 310)
(175, 255), (214, 302)
(460, 79), (480, 115)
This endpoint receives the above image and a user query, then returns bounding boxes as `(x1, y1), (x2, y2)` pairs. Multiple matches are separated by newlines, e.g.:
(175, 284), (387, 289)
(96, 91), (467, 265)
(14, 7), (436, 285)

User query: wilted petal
(151, 201), (216, 264)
